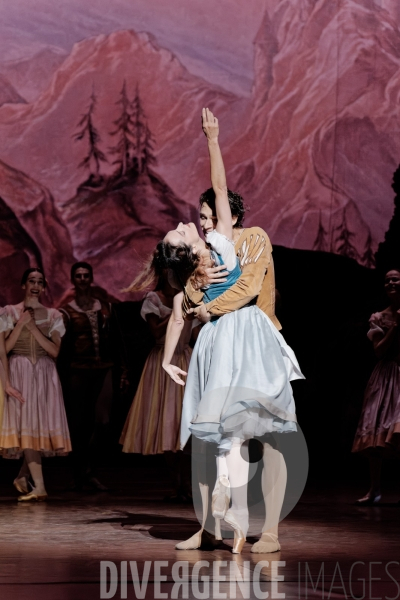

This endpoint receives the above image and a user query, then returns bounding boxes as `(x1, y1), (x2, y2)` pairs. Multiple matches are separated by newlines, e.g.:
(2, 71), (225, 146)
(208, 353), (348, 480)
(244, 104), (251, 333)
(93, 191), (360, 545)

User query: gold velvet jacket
(183, 227), (281, 330)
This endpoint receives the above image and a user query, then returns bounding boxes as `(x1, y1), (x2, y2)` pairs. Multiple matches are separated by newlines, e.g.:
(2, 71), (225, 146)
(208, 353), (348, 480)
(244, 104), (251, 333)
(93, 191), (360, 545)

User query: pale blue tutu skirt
(180, 306), (304, 453)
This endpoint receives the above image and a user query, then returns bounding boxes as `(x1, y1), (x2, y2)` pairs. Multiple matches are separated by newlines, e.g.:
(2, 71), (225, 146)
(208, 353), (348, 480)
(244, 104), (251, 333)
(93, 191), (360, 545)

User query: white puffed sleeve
(48, 310), (66, 338)
(0, 307), (14, 333)
(206, 230), (237, 271)
(140, 292), (161, 320)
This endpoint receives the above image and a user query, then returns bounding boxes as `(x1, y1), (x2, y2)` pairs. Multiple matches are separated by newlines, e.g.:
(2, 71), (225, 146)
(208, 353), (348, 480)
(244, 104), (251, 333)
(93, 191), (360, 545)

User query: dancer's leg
(88, 368), (111, 488)
(17, 457), (30, 479)
(14, 457), (30, 492)
(212, 454), (230, 518)
(24, 449), (46, 495)
(356, 456), (382, 503)
(68, 369), (100, 488)
(224, 439), (249, 536)
(369, 456), (382, 495)
(251, 442), (286, 553)
(176, 440), (221, 550)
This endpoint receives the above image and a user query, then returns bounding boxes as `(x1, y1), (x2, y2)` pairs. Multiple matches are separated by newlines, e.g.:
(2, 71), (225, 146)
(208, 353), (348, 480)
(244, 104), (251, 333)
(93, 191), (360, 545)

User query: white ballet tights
(23, 449), (46, 495)
(261, 442), (287, 537)
(217, 439), (249, 535)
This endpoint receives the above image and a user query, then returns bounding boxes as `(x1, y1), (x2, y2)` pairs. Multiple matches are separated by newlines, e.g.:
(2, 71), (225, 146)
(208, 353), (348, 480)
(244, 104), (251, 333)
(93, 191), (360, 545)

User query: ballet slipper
(251, 533), (281, 554)
(175, 528), (222, 550)
(224, 510), (246, 554)
(13, 477), (29, 494)
(212, 475), (230, 519)
(175, 529), (203, 550)
(18, 491), (48, 502)
(356, 492), (381, 505)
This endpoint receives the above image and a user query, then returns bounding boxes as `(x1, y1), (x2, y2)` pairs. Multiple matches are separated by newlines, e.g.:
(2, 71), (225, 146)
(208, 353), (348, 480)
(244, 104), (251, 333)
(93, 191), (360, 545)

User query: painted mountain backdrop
(0, 0), (399, 302)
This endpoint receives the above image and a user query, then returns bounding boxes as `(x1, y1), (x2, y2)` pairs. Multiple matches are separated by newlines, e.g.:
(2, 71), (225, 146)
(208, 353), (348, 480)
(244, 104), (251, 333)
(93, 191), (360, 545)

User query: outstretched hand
(163, 363), (187, 386)
(202, 107), (219, 141)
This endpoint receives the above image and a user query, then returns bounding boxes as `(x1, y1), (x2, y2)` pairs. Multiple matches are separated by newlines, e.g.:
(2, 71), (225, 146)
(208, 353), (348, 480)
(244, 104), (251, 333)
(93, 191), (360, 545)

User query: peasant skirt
(352, 359), (400, 456)
(0, 355), (72, 458)
(120, 344), (192, 454)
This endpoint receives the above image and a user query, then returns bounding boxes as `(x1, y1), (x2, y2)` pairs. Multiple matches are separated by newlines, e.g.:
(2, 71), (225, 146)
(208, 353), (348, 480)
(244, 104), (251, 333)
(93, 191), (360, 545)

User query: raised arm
(162, 291), (188, 385)
(202, 108), (232, 240)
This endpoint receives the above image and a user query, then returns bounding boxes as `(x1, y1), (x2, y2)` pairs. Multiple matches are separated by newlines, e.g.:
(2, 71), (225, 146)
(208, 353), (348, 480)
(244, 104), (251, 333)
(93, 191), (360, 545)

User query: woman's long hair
(124, 241), (202, 293)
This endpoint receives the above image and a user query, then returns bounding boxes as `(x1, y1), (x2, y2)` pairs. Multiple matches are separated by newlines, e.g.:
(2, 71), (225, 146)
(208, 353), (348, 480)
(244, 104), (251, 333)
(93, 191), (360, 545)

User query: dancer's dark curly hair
(124, 241), (203, 293)
(199, 187), (248, 228)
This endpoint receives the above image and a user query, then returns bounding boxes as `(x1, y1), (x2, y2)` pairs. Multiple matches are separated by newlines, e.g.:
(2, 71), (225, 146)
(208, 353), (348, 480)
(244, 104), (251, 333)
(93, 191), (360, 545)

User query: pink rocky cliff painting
(0, 0), (399, 303)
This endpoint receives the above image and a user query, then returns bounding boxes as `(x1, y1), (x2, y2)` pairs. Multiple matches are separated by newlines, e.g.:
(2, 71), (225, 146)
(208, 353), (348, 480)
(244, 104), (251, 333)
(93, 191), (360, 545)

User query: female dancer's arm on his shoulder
(205, 227), (272, 316)
(162, 292), (188, 385)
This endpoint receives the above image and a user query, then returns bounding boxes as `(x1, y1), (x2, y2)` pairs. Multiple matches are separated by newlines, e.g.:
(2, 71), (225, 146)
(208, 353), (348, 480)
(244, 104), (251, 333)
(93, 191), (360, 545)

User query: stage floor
(0, 465), (399, 600)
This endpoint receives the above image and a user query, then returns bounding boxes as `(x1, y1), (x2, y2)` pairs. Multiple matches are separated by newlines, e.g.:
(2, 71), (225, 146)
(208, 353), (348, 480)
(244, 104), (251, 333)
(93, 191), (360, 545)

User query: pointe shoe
(18, 491), (48, 502)
(232, 535), (246, 554)
(175, 529), (222, 550)
(356, 492), (381, 505)
(212, 476), (230, 519)
(251, 533), (281, 553)
(13, 477), (29, 494)
(224, 510), (246, 554)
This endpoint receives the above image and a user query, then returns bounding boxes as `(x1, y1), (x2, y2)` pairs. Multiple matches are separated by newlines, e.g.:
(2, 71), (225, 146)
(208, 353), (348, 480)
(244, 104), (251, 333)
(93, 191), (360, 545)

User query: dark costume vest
(60, 300), (114, 369)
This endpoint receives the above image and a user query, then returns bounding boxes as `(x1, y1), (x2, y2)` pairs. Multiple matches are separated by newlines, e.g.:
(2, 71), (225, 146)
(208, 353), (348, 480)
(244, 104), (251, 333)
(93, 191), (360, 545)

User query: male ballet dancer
(178, 190), (286, 554)
(59, 262), (128, 490)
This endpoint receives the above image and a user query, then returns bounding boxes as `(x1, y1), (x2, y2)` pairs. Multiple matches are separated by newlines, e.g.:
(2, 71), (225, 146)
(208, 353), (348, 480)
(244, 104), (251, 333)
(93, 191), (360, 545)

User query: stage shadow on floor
(84, 510), (251, 546)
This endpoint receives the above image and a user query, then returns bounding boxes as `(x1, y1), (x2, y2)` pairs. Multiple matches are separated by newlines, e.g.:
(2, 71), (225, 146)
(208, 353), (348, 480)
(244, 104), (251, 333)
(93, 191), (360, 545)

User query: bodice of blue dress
(203, 252), (241, 303)
(202, 230), (241, 306)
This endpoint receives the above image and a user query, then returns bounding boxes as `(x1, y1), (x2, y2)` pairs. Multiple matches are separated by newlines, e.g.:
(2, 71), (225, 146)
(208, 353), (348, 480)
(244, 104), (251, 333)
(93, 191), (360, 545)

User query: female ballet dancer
(120, 269), (194, 500)
(0, 268), (71, 500)
(160, 108), (304, 553)
(353, 268), (400, 504)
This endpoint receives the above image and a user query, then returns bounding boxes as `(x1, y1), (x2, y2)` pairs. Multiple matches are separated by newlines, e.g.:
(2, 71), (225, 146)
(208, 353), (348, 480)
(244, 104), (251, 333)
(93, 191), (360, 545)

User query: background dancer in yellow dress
(121, 269), (196, 500)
